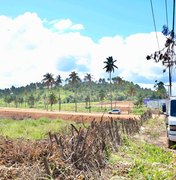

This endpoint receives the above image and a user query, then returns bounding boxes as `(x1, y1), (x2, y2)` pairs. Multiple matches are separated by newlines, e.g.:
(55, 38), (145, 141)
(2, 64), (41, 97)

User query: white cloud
(89, 32), (167, 84)
(0, 12), (171, 90)
(70, 24), (84, 30)
(54, 19), (72, 30)
(53, 19), (84, 31)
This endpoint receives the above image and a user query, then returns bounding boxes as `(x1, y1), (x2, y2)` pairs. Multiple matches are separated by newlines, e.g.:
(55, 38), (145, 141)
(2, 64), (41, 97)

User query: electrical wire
(150, 0), (160, 50)
(172, 0), (175, 37)
(148, 0), (176, 96)
(165, 0), (169, 28)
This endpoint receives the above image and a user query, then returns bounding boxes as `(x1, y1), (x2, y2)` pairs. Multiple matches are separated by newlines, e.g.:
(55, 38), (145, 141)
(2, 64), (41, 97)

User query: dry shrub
(0, 117), (141, 179)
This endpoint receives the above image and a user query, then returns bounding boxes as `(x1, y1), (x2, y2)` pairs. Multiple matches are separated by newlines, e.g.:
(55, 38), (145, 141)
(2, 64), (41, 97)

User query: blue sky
(0, 0), (175, 92)
(0, 0), (173, 39)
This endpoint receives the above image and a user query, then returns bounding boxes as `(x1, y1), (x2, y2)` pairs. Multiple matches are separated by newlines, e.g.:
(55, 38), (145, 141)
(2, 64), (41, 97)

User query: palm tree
(28, 94), (35, 108)
(103, 56), (118, 110)
(98, 78), (106, 84)
(42, 73), (55, 110)
(84, 73), (93, 113)
(116, 77), (124, 89)
(42, 73), (55, 90)
(112, 76), (124, 107)
(127, 85), (136, 114)
(66, 71), (81, 112)
(55, 75), (62, 111)
(99, 89), (106, 109)
(48, 92), (57, 111)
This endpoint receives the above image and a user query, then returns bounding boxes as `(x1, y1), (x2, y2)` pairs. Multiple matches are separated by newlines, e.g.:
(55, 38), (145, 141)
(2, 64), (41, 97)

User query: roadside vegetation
(107, 115), (176, 179)
(0, 112), (176, 179)
(0, 117), (79, 140)
(109, 140), (176, 179)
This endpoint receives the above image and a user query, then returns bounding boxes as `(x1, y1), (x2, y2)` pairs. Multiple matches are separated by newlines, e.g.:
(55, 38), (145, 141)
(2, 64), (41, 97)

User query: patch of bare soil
(96, 101), (133, 112)
(0, 101), (135, 122)
(0, 107), (138, 122)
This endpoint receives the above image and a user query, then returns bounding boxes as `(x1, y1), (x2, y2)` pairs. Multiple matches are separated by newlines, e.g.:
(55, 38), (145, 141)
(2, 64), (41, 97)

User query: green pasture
(0, 118), (76, 140)
(1, 101), (113, 113)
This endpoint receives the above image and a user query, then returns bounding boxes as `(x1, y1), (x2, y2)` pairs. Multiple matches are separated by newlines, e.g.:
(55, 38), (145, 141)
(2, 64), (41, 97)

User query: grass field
(0, 117), (76, 139)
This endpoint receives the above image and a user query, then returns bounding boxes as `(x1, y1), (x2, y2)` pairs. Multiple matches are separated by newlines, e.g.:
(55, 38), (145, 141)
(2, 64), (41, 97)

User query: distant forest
(0, 72), (167, 111)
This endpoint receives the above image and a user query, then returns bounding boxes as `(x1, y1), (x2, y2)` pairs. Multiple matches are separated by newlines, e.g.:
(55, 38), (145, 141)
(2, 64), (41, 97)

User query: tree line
(0, 56), (167, 112)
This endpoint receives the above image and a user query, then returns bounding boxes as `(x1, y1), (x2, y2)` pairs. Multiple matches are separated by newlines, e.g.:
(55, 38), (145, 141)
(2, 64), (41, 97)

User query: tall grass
(109, 138), (176, 179)
(131, 106), (148, 115)
(108, 114), (176, 179)
(0, 118), (75, 140)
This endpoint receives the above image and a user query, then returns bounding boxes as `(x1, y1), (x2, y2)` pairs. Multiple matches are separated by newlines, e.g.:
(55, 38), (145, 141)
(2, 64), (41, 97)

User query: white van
(163, 96), (176, 148)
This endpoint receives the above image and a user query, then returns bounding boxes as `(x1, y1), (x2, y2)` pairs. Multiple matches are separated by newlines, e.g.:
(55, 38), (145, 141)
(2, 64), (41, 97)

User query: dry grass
(0, 116), (141, 179)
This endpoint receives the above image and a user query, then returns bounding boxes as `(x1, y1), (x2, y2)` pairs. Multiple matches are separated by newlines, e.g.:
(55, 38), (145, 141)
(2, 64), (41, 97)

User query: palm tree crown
(42, 73), (55, 89)
(55, 75), (62, 87)
(67, 71), (81, 86)
(84, 73), (93, 82)
(103, 56), (118, 74)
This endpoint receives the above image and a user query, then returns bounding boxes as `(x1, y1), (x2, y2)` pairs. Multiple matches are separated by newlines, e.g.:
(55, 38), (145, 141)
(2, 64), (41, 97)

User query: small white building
(146, 99), (166, 109)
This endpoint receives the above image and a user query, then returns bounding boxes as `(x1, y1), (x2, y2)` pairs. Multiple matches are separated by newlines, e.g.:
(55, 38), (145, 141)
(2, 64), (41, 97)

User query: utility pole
(162, 34), (175, 96)
(147, 0), (176, 96)
(165, 0), (175, 96)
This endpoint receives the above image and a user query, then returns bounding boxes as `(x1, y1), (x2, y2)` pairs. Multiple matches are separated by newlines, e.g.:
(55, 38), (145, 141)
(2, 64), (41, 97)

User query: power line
(147, 0), (176, 96)
(165, 0), (169, 28)
(171, 0), (175, 37)
(150, 0), (160, 50)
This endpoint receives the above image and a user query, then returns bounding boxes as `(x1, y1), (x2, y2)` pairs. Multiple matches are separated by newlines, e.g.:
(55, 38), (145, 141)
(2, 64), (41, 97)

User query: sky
(0, 0), (175, 93)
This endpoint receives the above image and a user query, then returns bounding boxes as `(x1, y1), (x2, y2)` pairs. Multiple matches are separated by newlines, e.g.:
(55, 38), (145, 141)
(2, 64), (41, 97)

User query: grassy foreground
(108, 138), (176, 179)
(107, 116), (176, 179)
(0, 116), (176, 179)
(0, 118), (75, 139)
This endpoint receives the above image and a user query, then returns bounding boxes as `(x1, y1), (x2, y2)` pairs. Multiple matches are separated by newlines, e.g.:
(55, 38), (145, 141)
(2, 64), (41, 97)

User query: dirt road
(0, 107), (139, 122)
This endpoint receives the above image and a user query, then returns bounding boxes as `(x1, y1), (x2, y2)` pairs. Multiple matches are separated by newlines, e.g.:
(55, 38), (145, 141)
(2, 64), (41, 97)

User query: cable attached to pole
(165, 0), (169, 28)
(171, 0), (175, 38)
(150, 0), (160, 50)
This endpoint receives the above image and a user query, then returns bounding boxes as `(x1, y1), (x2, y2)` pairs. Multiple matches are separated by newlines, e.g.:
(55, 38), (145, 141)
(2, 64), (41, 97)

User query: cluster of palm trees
(42, 71), (94, 112)
(42, 73), (62, 111)
(42, 56), (118, 111)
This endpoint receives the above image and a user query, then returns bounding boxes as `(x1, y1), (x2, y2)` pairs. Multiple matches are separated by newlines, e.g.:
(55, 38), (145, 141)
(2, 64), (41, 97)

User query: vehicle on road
(108, 109), (121, 114)
(162, 96), (176, 148)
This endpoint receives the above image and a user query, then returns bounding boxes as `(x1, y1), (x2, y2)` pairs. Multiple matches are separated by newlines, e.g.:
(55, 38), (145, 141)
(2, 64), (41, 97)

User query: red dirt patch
(0, 107), (138, 122)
